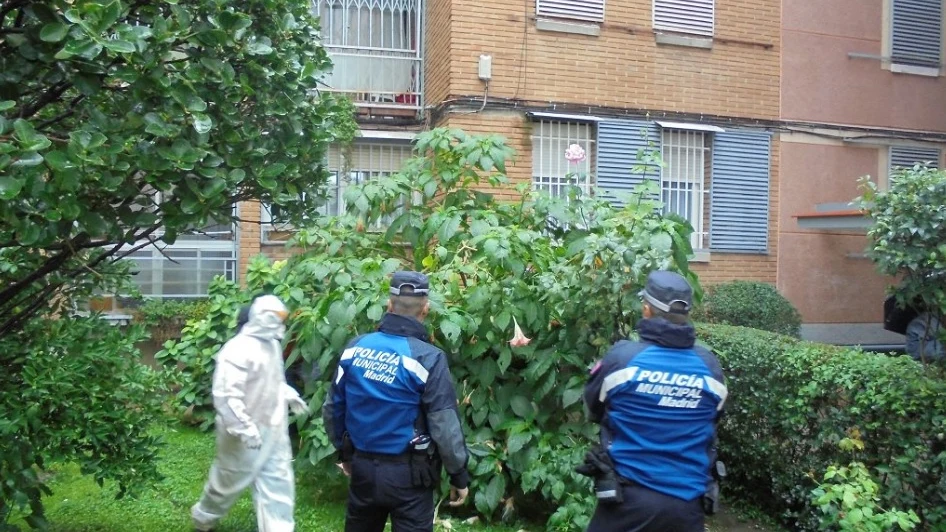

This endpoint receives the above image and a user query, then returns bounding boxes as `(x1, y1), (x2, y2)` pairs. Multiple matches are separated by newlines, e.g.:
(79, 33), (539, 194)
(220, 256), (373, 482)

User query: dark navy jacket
(322, 313), (470, 488)
(584, 318), (727, 502)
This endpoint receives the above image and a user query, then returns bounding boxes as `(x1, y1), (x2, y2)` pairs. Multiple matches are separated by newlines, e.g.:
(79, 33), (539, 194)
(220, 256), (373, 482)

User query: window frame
(659, 127), (711, 251)
(535, 0), (606, 24)
(886, 0), (944, 76)
(530, 118), (598, 201)
(653, 0), (715, 38)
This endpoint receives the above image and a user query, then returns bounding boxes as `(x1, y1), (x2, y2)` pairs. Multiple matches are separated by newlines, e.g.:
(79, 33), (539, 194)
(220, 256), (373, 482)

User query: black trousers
(345, 454), (435, 532)
(586, 483), (704, 532)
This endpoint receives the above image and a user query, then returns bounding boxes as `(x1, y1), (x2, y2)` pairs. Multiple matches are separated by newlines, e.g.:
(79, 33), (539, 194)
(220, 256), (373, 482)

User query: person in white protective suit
(191, 295), (310, 532)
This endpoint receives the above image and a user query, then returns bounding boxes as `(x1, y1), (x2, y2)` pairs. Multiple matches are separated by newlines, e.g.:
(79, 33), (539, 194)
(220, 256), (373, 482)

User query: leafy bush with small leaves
(699, 281), (802, 337)
(164, 128), (697, 530)
(133, 298), (211, 328)
(0, 317), (169, 530)
(810, 436), (920, 531)
(700, 323), (946, 530)
(857, 165), (946, 362)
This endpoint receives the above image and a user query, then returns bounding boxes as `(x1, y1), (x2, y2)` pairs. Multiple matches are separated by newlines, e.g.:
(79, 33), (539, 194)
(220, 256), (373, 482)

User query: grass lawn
(8, 425), (524, 532)
(8, 424), (783, 532)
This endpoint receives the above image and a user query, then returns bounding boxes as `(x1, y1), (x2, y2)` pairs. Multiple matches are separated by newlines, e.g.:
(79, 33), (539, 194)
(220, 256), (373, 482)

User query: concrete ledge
(890, 63), (941, 77)
(801, 323), (905, 347)
(535, 18), (601, 37)
(690, 250), (711, 263)
(655, 33), (713, 49)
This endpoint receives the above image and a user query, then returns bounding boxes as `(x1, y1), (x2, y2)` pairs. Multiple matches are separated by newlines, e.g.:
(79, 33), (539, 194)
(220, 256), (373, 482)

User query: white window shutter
(654, 0), (714, 37)
(536, 0), (605, 23)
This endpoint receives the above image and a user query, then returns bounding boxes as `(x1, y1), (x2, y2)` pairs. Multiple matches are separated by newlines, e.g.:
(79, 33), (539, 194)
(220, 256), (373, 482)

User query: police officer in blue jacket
(582, 270), (728, 532)
(322, 271), (471, 532)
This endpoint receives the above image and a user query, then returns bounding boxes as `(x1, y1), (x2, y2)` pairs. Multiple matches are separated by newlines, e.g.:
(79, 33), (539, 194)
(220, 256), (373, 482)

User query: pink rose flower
(509, 316), (531, 347)
(564, 143), (586, 164)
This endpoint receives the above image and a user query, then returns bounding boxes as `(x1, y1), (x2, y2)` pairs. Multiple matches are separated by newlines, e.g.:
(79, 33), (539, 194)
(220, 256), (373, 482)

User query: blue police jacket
(322, 312), (470, 488)
(583, 317), (727, 502)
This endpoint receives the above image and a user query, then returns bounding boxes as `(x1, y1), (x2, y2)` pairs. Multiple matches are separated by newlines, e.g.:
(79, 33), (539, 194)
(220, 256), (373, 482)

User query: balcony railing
(314, 0), (423, 114)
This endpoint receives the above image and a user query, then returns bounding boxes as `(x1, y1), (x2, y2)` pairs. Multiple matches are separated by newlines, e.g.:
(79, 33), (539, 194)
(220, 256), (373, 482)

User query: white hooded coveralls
(192, 295), (304, 532)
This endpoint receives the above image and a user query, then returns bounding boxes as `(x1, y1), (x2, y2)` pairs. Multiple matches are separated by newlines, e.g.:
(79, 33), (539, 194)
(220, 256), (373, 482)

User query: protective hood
(240, 295), (287, 342)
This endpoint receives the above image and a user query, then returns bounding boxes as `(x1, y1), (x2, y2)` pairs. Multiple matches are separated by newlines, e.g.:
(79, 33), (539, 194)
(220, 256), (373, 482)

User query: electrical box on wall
(478, 54), (492, 81)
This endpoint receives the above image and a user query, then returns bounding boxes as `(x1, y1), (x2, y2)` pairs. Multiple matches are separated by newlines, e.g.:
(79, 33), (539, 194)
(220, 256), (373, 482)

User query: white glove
(287, 394), (310, 416)
(239, 425), (263, 450)
(283, 384), (309, 416)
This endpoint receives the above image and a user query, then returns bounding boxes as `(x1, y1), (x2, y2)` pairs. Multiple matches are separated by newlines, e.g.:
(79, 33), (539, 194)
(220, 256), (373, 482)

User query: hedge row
(700, 323), (946, 530)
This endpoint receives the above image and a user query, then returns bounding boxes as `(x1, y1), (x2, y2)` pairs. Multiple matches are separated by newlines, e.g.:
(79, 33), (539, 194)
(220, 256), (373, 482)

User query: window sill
(535, 18), (601, 37)
(890, 63), (941, 77)
(654, 33), (713, 49)
(689, 250), (711, 263)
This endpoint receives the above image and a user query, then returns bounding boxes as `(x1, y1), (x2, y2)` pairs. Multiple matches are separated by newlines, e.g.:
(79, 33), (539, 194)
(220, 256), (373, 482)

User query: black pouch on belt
(409, 434), (436, 488)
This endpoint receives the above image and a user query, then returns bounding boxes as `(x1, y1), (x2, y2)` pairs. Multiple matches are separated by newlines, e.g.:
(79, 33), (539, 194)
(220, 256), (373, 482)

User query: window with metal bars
(653, 0), (714, 37)
(126, 246), (237, 298)
(313, 0), (423, 108)
(531, 120), (596, 199)
(262, 141), (414, 237)
(660, 129), (710, 250)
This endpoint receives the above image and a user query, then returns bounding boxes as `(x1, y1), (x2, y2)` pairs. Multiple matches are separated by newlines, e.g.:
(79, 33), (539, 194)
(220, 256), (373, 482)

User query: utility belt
(576, 444), (727, 515)
(353, 450), (411, 463)
(342, 432), (441, 488)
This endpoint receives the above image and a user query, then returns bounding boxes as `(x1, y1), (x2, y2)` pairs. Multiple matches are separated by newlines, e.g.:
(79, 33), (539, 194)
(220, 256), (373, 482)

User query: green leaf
(103, 40), (136, 53)
(192, 113), (213, 134)
(440, 319), (461, 343)
(262, 163), (287, 179)
(497, 348), (511, 374)
(562, 388), (582, 408)
(507, 431), (532, 454)
(510, 395), (533, 418)
(335, 271), (352, 287)
(0, 177), (24, 199)
(437, 214), (461, 243)
(0, 100), (14, 111)
(12, 152), (43, 167)
(40, 23), (70, 43)
(482, 473), (506, 512)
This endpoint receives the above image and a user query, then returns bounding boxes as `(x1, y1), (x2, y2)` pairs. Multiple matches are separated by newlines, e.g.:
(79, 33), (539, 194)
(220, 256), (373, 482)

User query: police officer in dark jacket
(322, 271), (471, 532)
(582, 270), (728, 532)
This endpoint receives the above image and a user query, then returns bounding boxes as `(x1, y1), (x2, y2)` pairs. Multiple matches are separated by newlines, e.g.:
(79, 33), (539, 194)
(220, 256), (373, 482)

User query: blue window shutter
(890, 145), (940, 170)
(595, 120), (660, 208)
(710, 130), (771, 253)
(892, 0), (943, 67)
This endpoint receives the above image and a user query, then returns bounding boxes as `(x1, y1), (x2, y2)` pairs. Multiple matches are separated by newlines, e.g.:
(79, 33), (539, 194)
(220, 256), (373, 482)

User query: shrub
(699, 281), (801, 337)
(810, 436), (919, 531)
(132, 298), (212, 343)
(700, 323), (946, 530)
(0, 317), (169, 530)
(163, 128), (697, 530)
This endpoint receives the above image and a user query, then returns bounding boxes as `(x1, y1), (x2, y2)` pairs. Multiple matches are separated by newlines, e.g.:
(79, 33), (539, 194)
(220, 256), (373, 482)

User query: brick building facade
(126, 0), (946, 346)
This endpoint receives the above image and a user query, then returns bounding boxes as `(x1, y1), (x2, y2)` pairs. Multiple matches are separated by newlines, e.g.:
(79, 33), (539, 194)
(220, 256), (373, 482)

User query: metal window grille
(532, 120), (596, 199)
(314, 0), (423, 109)
(653, 0), (714, 37)
(262, 141), (414, 236)
(889, 145), (941, 170)
(661, 129), (709, 250)
(126, 245), (236, 298)
(891, 0), (943, 68)
(536, 0), (605, 23)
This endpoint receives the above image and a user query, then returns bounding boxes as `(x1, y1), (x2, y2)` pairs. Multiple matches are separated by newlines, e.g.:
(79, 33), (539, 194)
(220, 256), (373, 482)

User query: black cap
(390, 271), (430, 297)
(640, 270), (693, 314)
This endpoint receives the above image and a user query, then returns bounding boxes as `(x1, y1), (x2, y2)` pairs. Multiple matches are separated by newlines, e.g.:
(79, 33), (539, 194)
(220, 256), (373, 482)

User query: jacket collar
(378, 313), (429, 342)
(637, 317), (696, 349)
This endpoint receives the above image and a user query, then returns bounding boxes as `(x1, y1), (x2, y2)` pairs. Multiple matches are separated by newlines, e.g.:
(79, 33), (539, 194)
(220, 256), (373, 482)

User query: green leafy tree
(857, 165), (946, 359)
(162, 128), (698, 530)
(0, 0), (355, 527)
(0, 0), (356, 339)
